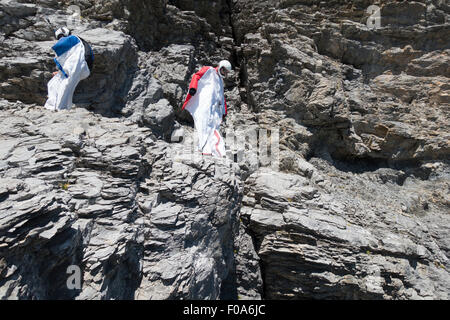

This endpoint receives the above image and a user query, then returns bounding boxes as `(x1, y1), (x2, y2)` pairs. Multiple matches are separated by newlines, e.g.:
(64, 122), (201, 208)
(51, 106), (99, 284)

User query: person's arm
(188, 66), (210, 96)
(52, 52), (59, 76)
(221, 96), (228, 123)
(182, 66), (211, 110)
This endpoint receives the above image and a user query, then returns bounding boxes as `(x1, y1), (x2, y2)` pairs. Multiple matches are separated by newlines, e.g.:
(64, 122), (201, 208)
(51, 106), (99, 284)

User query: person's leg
(44, 74), (63, 111)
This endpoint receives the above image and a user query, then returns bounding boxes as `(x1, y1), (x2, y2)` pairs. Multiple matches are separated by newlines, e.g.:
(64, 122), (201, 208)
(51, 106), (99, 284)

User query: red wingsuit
(182, 66), (227, 157)
(182, 66), (227, 115)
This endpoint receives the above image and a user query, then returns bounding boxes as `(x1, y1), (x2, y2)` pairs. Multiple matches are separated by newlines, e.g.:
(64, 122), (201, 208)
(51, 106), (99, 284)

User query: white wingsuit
(44, 35), (90, 111)
(182, 66), (227, 157)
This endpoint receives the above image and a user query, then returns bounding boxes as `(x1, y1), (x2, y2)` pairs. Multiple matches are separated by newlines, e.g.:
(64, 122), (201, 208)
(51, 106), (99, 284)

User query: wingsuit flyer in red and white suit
(182, 60), (232, 157)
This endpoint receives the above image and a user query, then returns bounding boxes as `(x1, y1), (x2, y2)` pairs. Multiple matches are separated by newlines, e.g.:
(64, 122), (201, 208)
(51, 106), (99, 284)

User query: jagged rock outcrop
(1, 0), (449, 300)
(240, 163), (449, 299)
(0, 104), (241, 299)
(232, 0), (449, 162)
(230, 0), (449, 299)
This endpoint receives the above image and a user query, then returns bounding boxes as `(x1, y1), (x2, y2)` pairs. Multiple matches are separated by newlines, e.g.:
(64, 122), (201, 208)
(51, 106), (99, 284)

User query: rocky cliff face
(0, 0), (449, 299)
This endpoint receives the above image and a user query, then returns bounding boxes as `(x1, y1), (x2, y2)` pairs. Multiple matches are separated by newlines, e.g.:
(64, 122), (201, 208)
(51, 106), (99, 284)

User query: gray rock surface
(0, 104), (241, 299)
(0, 0), (449, 300)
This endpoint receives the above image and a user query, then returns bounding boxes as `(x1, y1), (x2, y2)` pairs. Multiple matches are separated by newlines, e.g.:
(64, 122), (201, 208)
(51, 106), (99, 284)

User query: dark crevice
(307, 150), (443, 188)
(225, 0), (249, 106)
(238, 216), (266, 299)
(225, 0), (266, 299)
(0, 192), (9, 203)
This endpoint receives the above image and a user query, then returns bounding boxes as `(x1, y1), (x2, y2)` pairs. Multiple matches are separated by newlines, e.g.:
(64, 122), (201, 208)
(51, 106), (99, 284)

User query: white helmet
(218, 60), (232, 78)
(55, 27), (71, 40)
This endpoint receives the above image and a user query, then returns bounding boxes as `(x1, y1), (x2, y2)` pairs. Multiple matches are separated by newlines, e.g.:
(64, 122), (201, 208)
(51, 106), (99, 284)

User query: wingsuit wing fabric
(183, 67), (226, 157)
(183, 67), (228, 115)
(44, 35), (90, 111)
